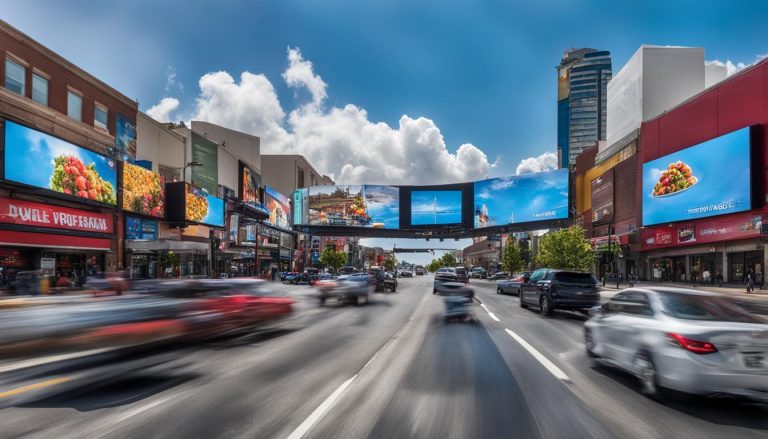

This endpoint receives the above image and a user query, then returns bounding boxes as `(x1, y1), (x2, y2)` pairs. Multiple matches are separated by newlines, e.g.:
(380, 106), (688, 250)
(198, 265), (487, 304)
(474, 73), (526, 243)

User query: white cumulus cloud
(145, 48), (491, 185)
(706, 54), (768, 77)
(146, 97), (180, 122)
(515, 152), (557, 175)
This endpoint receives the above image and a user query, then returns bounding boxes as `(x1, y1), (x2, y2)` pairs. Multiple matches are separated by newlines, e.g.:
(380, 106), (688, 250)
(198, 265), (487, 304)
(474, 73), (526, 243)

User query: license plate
(743, 354), (765, 368)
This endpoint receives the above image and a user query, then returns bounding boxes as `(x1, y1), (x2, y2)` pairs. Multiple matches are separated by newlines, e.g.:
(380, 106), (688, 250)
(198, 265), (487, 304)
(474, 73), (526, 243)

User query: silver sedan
(584, 287), (768, 401)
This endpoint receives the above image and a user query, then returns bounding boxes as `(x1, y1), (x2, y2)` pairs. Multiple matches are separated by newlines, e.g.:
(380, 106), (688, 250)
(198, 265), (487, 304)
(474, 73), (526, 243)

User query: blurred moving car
(469, 267), (486, 279)
(489, 271), (509, 280)
(399, 270), (413, 278)
(415, 267), (425, 276)
(369, 267), (397, 293)
(316, 273), (372, 305)
(520, 269), (599, 316)
(434, 267), (472, 295)
(310, 273), (334, 286)
(584, 287), (768, 401)
(496, 272), (532, 295)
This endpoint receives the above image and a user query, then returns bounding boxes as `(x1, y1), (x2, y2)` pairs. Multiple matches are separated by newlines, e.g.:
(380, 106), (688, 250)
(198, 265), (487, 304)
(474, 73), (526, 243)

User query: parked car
(584, 287), (768, 401)
(489, 271), (509, 280)
(316, 273), (373, 305)
(519, 269), (599, 316)
(399, 270), (413, 278)
(496, 272), (531, 295)
(469, 267), (486, 279)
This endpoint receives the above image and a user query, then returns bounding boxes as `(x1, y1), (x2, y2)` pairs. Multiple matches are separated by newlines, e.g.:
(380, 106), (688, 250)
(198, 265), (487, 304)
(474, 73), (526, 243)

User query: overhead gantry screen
(292, 168), (570, 238)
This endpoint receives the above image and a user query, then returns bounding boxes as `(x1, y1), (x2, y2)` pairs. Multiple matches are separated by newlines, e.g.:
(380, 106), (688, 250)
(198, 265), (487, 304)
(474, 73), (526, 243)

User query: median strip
(505, 329), (570, 382)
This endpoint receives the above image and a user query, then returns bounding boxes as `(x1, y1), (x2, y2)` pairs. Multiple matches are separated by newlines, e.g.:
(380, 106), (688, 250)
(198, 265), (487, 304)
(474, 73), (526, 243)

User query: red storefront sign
(641, 214), (762, 251)
(0, 230), (111, 250)
(0, 197), (113, 234)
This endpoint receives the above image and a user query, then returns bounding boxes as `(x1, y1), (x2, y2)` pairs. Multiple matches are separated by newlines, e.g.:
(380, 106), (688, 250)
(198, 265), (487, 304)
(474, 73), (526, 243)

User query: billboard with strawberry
(123, 162), (165, 217)
(4, 120), (117, 205)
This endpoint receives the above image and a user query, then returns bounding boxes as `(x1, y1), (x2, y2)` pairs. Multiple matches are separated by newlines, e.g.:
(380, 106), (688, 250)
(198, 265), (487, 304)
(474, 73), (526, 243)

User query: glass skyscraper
(557, 48), (612, 168)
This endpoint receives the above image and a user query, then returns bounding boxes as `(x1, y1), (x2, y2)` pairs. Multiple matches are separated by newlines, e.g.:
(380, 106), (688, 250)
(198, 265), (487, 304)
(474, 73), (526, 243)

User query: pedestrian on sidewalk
(715, 271), (723, 287)
(746, 270), (754, 293)
(702, 269), (711, 286)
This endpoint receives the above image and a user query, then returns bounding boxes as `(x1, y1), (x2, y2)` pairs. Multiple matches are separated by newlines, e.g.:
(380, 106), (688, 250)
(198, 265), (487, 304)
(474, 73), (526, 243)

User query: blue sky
(411, 190), (463, 225)
(5, 0), (767, 262)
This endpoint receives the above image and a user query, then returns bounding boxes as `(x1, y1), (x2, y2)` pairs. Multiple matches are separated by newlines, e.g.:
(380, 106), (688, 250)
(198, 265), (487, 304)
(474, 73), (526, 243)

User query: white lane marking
(480, 303), (488, 311)
(0, 348), (114, 374)
(110, 395), (175, 425)
(487, 312), (500, 322)
(286, 375), (358, 439)
(505, 328), (570, 382)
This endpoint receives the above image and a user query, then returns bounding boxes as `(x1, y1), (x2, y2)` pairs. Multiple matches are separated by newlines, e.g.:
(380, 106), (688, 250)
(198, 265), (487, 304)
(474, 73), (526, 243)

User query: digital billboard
(190, 131), (218, 194)
(116, 113), (136, 157)
(473, 169), (569, 228)
(411, 190), (462, 225)
(293, 188), (307, 226)
(590, 170), (613, 224)
(642, 127), (751, 226)
(239, 162), (261, 204)
(4, 120), (117, 205)
(123, 162), (165, 218)
(307, 185), (399, 228)
(264, 186), (291, 230)
(185, 185), (225, 227)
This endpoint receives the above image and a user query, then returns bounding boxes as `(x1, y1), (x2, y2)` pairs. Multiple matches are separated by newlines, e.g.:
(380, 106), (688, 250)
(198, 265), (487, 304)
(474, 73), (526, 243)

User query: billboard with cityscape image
(307, 185), (399, 228)
(410, 190), (463, 225)
(473, 169), (569, 228)
(642, 127), (751, 226)
(264, 186), (292, 230)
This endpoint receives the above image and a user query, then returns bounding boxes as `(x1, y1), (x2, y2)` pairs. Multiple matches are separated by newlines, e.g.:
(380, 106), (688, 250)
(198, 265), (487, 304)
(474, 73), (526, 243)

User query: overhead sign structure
(411, 190), (462, 226)
(642, 127), (751, 226)
(473, 168), (569, 229)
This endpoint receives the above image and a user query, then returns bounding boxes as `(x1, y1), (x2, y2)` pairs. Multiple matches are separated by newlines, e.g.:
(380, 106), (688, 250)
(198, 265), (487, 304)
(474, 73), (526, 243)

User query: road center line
(0, 376), (72, 399)
(286, 375), (358, 439)
(487, 312), (500, 322)
(505, 328), (570, 382)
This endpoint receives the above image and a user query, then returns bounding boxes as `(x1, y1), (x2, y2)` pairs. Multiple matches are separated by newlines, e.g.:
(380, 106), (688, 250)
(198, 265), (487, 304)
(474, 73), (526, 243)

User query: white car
(585, 287), (768, 401)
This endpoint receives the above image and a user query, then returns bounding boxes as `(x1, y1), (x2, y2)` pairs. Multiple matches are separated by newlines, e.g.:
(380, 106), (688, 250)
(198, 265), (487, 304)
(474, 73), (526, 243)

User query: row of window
(5, 57), (108, 130)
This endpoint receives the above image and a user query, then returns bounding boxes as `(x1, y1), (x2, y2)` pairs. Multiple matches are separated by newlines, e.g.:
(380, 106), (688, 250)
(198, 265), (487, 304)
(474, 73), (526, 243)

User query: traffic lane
(0, 277), (430, 438)
(311, 283), (613, 439)
(472, 281), (768, 438)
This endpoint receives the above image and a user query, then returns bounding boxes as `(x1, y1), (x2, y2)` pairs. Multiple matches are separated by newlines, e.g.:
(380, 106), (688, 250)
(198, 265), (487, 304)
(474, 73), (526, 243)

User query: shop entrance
(728, 250), (763, 286)
(650, 256), (686, 282)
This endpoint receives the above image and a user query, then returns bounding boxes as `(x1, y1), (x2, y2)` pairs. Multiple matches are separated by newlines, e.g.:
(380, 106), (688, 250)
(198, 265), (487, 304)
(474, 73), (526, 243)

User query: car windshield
(554, 272), (595, 283)
(659, 292), (764, 323)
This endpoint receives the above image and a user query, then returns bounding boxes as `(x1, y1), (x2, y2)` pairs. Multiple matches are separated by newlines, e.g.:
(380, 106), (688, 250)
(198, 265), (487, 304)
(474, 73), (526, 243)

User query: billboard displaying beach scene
(264, 186), (291, 230)
(4, 120), (117, 205)
(473, 169), (569, 228)
(642, 127), (751, 226)
(411, 190), (462, 225)
(307, 185), (399, 228)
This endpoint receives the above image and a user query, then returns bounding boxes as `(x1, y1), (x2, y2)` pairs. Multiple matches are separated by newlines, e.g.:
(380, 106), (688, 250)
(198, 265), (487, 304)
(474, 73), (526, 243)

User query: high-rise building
(557, 48), (612, 168)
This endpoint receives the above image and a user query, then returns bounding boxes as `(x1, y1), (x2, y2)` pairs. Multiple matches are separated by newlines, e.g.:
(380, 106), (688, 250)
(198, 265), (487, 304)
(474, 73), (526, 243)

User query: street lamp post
(182, 161), (202, 183)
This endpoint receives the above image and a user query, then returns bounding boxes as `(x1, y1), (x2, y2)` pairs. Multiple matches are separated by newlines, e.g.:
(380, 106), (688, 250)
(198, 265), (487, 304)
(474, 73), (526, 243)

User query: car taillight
(666, 333), (717, 354)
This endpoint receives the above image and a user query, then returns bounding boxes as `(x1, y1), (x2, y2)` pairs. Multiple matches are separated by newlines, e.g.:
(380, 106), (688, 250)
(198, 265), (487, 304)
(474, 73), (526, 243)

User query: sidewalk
(599, 280), (768, 300)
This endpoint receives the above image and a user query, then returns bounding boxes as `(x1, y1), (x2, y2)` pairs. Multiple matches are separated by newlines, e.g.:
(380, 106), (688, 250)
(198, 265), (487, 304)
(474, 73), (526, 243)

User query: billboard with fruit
(642, 127), (751, 226)
(122, 162), (165, 218)
(185, 185), (225, 227)
(4, 120), (117, 205)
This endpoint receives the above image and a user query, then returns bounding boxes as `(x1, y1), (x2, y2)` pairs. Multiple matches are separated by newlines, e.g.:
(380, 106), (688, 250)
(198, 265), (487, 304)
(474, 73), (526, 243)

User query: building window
(297, 168), (305, 188)
(5, 58), (25, 95)
(67, 90), (82, 122)
(94, 104), (108, 130)
(31, 73), (48, 106)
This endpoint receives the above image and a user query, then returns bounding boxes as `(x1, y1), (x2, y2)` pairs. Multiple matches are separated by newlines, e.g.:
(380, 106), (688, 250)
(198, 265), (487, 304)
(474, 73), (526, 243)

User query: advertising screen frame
(122, 161), (165, 218)
(190, 131), (219, 195)
(165, 181), (225, 228)
(399, 183), (472, 230)
(2, 119), (118, 206)
(264, 185), (292, 230)
(641, 127), (752, 226)
(238, 161), (261, 204)
(591, 169), (614, 224)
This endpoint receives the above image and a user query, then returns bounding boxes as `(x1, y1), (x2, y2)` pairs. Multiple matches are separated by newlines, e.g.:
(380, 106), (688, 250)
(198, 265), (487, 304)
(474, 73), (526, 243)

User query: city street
(1, 276), (766, 438)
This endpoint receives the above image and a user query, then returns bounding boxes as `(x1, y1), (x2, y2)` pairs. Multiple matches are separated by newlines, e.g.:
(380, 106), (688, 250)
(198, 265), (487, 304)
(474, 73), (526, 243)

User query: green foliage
(502, 238), (524, 274)
(427, 259), (444, 272)
(383, 257), (396, 271)
(320, 247), (347, 272)
(440, 252), (457, 268)
(536, 226), (593, 272)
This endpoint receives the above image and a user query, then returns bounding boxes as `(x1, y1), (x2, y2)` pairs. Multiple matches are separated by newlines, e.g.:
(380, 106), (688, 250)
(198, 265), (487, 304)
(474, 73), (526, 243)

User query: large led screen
(185, 185), (225, 227)
(4, 120), (117, 205)
(264, 186), (291, 230)
(240, 162), (261, 204)
(123, 162), (165, 218)
(642, 127), (751, 226)
(473, 169), (569, 228)
(411, 190), (462, 225)
(307, 185), (399, 228)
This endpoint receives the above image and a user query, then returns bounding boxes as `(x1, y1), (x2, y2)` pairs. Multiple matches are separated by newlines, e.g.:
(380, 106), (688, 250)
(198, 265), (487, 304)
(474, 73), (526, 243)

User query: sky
(411, 190), (463, 225)
(4, 0), (768, 263)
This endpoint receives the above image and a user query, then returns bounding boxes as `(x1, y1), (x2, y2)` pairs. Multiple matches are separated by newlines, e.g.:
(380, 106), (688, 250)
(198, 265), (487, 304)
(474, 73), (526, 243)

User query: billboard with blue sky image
(4, 120), (117, 205)
(642, 127), (751, 226)
(473, 169), (569, 228)
(411, 190), (463, 225)
(185, 184), (225, 227)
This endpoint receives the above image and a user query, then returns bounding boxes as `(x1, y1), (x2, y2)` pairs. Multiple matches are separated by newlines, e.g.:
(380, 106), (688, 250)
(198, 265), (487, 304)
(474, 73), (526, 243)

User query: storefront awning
(0, 230), (111, 251)
(125, 239), (209, 252)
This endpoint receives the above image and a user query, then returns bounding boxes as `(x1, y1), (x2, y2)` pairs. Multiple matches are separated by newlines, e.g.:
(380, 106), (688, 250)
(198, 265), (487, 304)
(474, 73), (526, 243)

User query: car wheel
(634, 352), (662, 398)
(540, 294), (553, 316)
(584, 329), (598, 358)
(497, 287), (503, 295)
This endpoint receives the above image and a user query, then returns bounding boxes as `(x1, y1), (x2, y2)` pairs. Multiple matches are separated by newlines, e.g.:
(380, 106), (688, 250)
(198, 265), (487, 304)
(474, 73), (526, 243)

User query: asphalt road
(0, 276), (766, 438)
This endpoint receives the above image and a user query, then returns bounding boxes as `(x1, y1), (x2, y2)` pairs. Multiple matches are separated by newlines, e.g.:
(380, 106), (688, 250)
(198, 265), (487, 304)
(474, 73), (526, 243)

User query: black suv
(519, 269), (599, 316)
(433, 267), (470, 292)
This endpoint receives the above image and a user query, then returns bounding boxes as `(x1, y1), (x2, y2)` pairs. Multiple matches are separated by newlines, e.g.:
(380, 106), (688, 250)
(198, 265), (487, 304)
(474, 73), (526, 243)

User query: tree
(441, 252), (457, 268)
(383, 256), (396, 271)
(536, 226), (593, 272)
(427, 259), (444, 272)
(320, 247), (347, 272)
(502, 238), (524, 274)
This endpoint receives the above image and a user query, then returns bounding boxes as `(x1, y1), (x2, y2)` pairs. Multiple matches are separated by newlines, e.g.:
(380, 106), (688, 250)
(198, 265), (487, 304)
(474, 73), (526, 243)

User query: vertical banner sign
(229, 213), (239, 244)
(591, 170), (614, 224)
(115, 114), (137, 158)
(191, 132), (219, 194)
